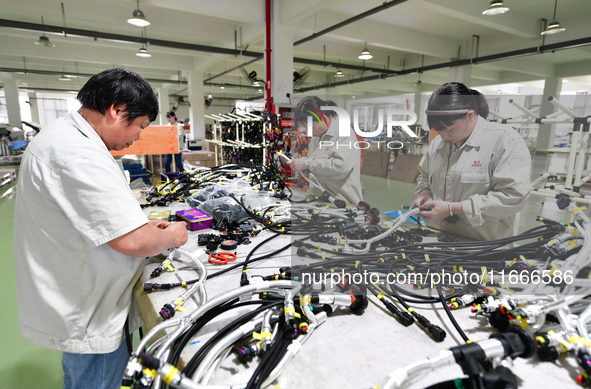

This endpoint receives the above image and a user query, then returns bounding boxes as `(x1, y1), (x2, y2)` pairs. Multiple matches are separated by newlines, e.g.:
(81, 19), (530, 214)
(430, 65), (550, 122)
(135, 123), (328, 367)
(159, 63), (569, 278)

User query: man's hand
(148, 219), (170, 229)
(166, 221), (188, 248)
(419, 200), (450, 222)
(108, 221), (188, 257)
(287, 159), (306, 172)
(412, 189), (433, 208)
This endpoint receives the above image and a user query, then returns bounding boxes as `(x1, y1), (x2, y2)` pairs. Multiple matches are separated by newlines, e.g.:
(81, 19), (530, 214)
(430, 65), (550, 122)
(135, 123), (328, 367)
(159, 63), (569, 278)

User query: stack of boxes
(183, 150), (216, 168)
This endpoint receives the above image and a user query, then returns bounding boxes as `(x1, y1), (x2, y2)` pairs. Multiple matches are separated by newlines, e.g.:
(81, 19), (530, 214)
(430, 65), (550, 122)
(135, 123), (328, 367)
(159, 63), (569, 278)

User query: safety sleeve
(461, 138), (531, 226)
(48, 152), (149, 247)
(414, 147), (432, 196)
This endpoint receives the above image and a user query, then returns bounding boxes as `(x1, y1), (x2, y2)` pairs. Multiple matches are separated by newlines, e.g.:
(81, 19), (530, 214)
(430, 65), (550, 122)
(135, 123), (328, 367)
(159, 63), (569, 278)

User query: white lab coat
(14, 110), (148, 353)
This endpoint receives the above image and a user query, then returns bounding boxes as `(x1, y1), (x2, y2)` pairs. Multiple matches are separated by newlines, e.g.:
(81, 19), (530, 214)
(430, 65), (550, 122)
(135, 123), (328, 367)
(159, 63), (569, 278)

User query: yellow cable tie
(294, 312), (301, 319)
(466, 340), (472, 344)
(500, 285), (515, 293)
(510, 258), (517, 266)
(569, 336), (591, 347)
(407, 308), (415, 313)
(425, 254), (430, 263)
(355, 260), (360, 269)
(242, 269), (250, 273)
(481, 267), (488, 283)
(163, 260), (174, 272)
(377, 290), (385, 300)
(317, 245), (321, 250)
(252, 332), (262, 340)
(402, 253), (406, 259)
(453, 265), (457, 272)
(459, 266), (464, 272)
(162, 366), (179, 384)
(284, 307), (295, 314)
(181, 282), (187, 288)
(330, 268), (334, 273)
(300, 296), (311, 303)
(322, 252), (326, 260)
(174, 298), (185, 312)
(569, 240), (576, 249)
(143, 368), (156, 378)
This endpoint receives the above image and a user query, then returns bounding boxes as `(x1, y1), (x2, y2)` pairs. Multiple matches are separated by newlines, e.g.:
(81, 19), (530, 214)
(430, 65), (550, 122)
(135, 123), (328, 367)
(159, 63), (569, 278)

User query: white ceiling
(1, 0), (590, 101)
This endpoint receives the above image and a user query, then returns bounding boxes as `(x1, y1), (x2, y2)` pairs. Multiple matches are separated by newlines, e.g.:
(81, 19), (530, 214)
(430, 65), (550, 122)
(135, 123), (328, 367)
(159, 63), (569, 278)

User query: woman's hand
(287, 159), (306, 172)
(419, 200), (450, 222)
(412, 190), (433, 208)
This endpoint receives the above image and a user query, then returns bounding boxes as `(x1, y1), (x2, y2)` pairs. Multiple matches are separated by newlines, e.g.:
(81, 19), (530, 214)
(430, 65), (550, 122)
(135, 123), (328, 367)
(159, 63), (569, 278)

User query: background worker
(288, 96), (363, 205)
(14, 68), (188, 389)
(412, 82), (531, 241)
(165, 110), (185, 172)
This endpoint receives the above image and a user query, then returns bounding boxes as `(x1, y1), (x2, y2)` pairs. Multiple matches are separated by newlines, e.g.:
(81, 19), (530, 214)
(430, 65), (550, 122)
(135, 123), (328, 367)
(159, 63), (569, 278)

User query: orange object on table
(111, 125), (179, 156)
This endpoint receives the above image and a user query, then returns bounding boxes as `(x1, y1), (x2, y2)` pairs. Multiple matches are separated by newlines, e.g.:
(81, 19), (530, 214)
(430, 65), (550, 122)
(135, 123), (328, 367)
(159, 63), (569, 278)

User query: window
(574, 91), (591, 117)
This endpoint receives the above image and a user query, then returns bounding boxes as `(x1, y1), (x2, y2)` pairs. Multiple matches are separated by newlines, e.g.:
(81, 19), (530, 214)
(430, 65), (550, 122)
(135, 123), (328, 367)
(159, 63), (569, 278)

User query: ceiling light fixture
(136, 28), (151, 57)
(541, 0), (566, 35)
(220, 86), (225, 90)
(35, 35), (54, 47)
(136, 46), (151, 57)
(335, 69), (344, 78)
(358, 43), (372, 60)
(35, 17), (54, 47)
(127, 0), (150, 27)
(482, 1), (509, 16)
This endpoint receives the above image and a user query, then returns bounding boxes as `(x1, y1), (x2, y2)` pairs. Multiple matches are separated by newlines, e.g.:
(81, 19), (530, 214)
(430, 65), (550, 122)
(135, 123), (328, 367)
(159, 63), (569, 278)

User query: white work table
(134, 201), (578, 389)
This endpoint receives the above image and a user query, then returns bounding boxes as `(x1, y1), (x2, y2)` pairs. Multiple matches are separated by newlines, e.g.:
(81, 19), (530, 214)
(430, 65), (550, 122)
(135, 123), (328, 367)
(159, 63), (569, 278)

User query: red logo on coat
(472, 161), (482, 167)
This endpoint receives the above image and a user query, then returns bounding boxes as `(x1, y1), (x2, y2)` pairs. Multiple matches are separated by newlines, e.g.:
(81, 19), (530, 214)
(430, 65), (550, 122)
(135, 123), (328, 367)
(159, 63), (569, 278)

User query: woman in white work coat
(289, 96), (363, 205)
(412, 82), (531, 241)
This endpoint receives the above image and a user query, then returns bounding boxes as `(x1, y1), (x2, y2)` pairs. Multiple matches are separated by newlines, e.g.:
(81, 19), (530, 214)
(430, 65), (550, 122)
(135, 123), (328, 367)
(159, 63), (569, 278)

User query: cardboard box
(361, 150), (390, 178)
(202, 140), (213, 151)
(148, 210), (171, 221)
(388, 154), (423, 183)
(184, 151), (214, 163)
(205, 160), (217, 167)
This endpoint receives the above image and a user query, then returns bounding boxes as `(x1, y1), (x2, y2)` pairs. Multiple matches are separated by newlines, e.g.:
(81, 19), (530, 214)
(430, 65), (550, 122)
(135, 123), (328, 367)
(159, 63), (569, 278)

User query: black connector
(138, 353), (160, 370)
(143, 283), (175, 292)
(381, 298), (414, 326)
(159, 304), (175, 319)
(411, 310), (446, 341)
(556, 194), (572, 210)
(240, 272), (250, 287)
(150, 267), (163, 278)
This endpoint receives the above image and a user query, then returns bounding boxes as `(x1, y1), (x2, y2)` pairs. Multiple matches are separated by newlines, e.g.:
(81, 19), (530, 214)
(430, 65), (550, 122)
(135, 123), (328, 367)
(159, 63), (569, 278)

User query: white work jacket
(14, 110), (149, 353)
(415, 116), (531, 241)
(304, 119), (363, 205)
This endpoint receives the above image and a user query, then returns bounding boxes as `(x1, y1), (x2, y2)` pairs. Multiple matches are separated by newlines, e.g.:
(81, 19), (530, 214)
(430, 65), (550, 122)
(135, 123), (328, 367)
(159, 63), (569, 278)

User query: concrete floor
(0, 152), (582, 388)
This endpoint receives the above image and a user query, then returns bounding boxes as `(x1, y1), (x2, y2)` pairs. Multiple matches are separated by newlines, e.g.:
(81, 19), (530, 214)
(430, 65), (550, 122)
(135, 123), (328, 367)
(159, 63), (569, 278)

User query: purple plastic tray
(175, 209), (214, 231)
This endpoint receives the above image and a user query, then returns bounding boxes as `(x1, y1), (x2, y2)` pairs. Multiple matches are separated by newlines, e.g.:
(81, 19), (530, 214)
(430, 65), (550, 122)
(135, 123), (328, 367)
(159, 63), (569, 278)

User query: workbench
(133, 199), (576, 389)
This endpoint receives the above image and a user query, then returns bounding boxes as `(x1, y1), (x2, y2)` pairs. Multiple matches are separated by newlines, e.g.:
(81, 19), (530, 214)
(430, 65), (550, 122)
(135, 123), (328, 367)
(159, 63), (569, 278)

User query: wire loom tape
(220, 240), (238, 250)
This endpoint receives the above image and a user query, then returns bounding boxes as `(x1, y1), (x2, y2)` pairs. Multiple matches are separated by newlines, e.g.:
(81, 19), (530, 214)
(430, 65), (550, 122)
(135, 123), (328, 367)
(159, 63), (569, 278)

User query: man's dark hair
(426, 82), (489, 132)
(77, 68), (159, 122)
(166, 111), (176, 118)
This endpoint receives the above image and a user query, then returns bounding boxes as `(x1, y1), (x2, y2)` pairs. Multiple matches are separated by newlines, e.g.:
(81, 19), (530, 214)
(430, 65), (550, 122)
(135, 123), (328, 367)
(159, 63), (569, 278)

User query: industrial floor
(0, 152), (575, 388)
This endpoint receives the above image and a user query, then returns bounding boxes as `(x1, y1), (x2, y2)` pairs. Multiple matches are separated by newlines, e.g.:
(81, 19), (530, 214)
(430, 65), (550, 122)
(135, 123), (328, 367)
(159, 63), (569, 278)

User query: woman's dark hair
(166, 111), (176, 118)
(77, 68), (159, 123)
(426, 82), (489, 132)
(294, 96), (338, 127)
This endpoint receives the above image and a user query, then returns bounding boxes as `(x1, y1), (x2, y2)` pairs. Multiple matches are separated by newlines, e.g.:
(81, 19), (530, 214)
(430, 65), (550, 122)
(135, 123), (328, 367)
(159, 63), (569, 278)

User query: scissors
(208, 252), (237, 265)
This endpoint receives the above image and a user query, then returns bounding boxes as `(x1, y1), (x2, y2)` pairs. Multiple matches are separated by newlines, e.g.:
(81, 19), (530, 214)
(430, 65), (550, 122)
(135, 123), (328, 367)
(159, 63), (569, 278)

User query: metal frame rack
(204, 110), (270, 166)
(491, 96), (591, 206)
